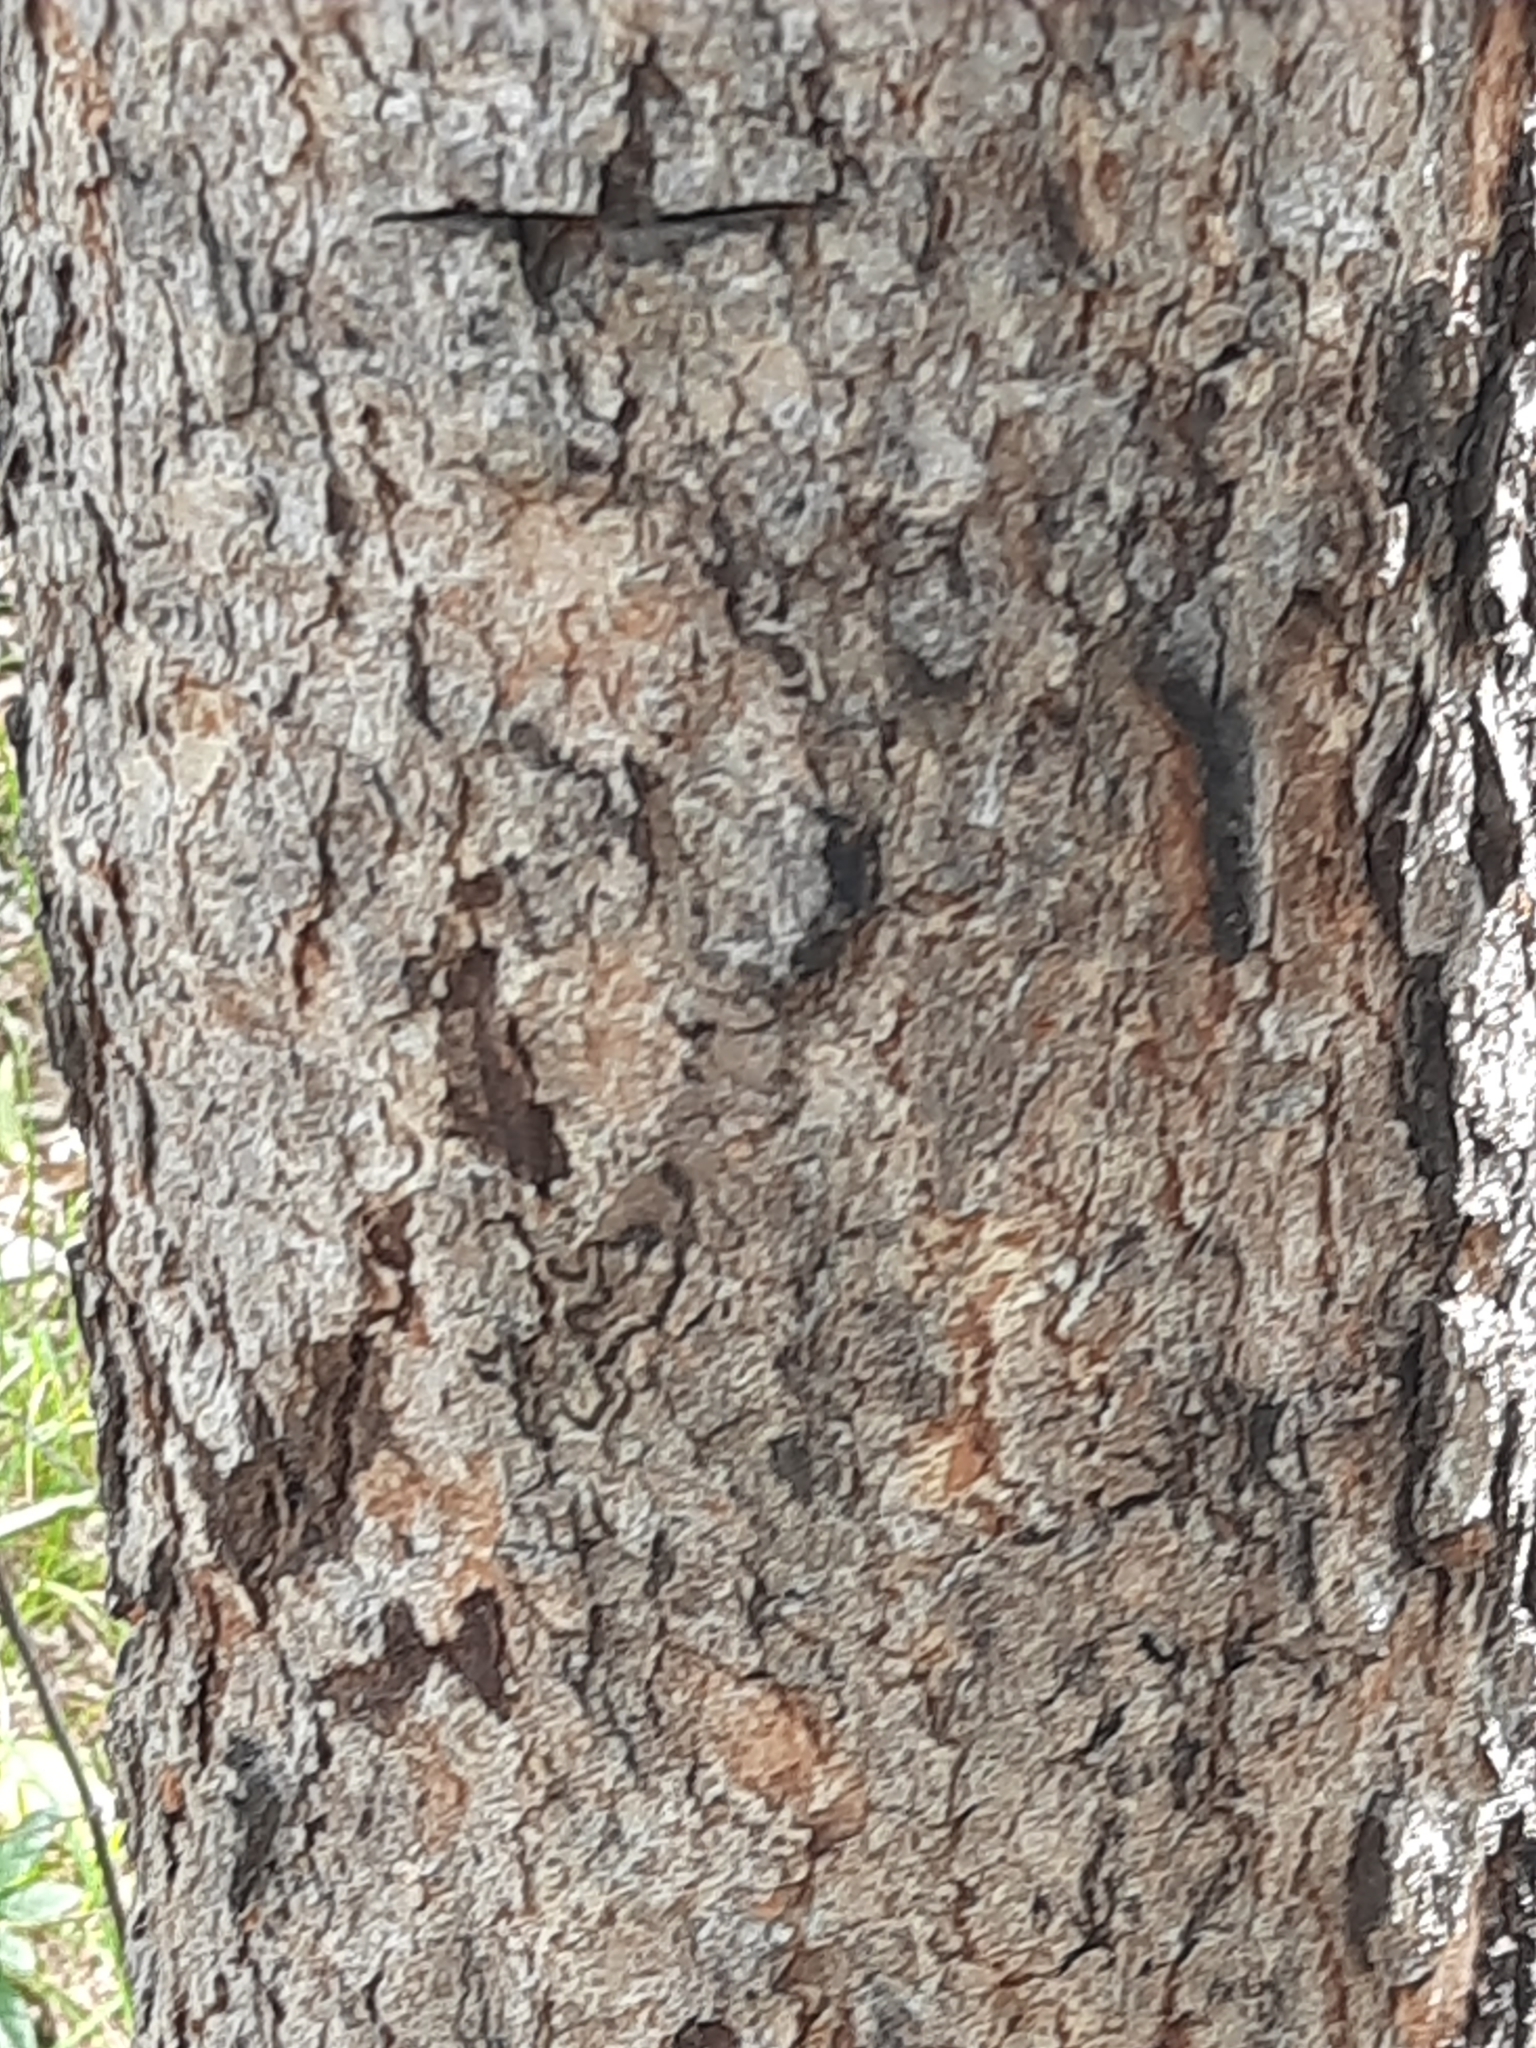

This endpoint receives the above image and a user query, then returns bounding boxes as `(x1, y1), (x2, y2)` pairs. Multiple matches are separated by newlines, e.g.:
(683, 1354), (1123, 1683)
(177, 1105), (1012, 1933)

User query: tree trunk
(6, 4), (1536, 2043)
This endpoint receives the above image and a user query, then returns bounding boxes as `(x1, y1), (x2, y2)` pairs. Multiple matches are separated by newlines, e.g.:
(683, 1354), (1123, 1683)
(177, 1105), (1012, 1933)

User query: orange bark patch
(808, 1782), (870, 1855)
(355, 1448), (505, 1605)
(79, 181), (114, 268)
(466, 500), (695, 727)
(1144, 723), (1222, 954)
(1457, 1218), (1506, 1297)
(565, 943), (675, 1120)
(352, 1445), (423, 1530)
(941, 1413), (997, 1497)
(1391, 1868), (1485, 2048)
(31, 0), (113, 138)
(1467, 4), (1536, 257)
(1331, 1582), (1459, 1756)
(662, 1651), (865, 1832)
(403, 1719), (471, 1856)
(189, 1565), (258, 1657)
(162, 674), (234, 740)
(898, 1417), (1011, 1537)
(717, 1678), (822, 1811)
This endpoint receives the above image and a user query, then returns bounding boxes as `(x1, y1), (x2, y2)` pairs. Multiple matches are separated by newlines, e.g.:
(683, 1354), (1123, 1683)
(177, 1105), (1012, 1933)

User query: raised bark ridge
(6, 6), (1536, 2046)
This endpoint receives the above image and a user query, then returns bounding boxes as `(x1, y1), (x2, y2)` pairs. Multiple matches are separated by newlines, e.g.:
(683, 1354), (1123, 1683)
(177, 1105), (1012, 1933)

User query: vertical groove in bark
(7, 5), (1536, 2046)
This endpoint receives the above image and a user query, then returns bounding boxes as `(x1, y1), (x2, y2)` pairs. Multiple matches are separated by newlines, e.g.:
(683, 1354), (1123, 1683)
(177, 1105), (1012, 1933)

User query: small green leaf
(0, 1930), (33, 1981)
(0, 1882), (82, 1927)
(0, 1977), (35, 2048)
(0, 1819), (58, 1896)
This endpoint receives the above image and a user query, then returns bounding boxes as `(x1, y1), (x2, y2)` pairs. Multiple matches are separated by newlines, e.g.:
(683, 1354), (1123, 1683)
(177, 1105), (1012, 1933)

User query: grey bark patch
(439, 946), (569, 1193)
(1446, 132), (1536, 649)
(884, 539), (991, 703)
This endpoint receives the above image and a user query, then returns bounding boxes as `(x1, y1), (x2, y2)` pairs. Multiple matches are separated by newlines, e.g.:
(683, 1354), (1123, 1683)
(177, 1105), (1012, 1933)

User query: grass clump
(0, 577), (130, 2047)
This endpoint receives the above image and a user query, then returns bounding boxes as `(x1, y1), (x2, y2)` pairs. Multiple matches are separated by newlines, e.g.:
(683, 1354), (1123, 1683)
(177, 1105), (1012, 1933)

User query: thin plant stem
(0, 1553), (126, 1956)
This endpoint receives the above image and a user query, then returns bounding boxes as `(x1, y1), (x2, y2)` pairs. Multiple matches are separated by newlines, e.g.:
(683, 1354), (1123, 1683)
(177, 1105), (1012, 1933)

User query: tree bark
(7, 4), (1536, 2044)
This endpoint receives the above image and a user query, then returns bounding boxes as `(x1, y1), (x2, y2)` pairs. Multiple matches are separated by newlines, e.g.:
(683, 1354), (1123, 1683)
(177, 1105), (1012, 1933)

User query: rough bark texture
(7, 4), (1536, 2044)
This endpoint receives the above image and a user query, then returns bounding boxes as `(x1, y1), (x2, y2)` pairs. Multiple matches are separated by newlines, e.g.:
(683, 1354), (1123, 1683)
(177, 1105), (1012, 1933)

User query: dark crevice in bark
(1345, 1794), (1393, 1963)
(1464, 1814), (1536, 2048)
(1392, 1301), (1452, 1565)
(81, 486), (125, 628)
(293, 754), (340, 1007)
(1400, 954), (1460, 1259)
(790, 815), (881, 980)
(598, 38), (676, 228)
(1127, 425), (1248, 961)
(324, 467), (360, 558)
(225, 1732), (285, 1915)
(204, 1328), (390, 1616)
(375, 43), (841, 314)
(68, 1235), (126, 1535)
(1369, 104), (1536, 638)
(470, 1326), (554, 1457)
(3, 692), (29, 801)
(404, 583), (439, 736)
(438, 944), (570, 1193)
(362, 1195), (417, 1331)
(319, 1589), (509, 1732)
(376, 186), (841, 319)
(316, 1600), (430, 1733)
(447, 1588), (510, 1719)
(1484, 1396), (1526, 1644)
(1469, 704), (1523, 906)
(1148, 657), (1255, 962)
(1363, 663), (1427, 943)
(46, 902), (104, 1137)
(672, 2019), (740, 2048)
(703, 506), (809, 682)
(1373, 277), (1459, 579)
